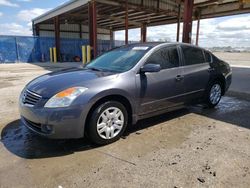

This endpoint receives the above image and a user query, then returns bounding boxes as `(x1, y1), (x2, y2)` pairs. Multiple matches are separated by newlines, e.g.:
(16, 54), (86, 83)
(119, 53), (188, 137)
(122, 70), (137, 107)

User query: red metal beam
(88, 2), (93, 47)
(54, 16), (60, 62)
(196, 13), (200, 46)
(141, 24), (147, 43)
(176, 3), (181, 42)
(79, 24), (82, 38)
(35, 24), (40, 36)
(125, 0), (128, 45)
(110, 29), (114, 49)
(88, 1), (98, 58)
(182, 0), (194, 43)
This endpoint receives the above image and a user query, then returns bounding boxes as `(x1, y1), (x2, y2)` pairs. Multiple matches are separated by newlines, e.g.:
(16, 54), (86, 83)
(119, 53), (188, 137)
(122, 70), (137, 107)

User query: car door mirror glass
(140, 64), (161, 73)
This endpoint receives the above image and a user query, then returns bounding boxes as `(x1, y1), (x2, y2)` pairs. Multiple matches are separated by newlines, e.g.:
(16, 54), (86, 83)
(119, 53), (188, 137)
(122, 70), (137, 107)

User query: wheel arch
(85, 94), (134, 134)
(209, 74), (226, 95)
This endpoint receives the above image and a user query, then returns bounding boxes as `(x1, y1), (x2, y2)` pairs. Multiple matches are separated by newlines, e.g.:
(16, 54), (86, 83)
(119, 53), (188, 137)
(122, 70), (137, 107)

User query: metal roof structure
(32, 0), (250, 61)
(33, 0), (250, 31)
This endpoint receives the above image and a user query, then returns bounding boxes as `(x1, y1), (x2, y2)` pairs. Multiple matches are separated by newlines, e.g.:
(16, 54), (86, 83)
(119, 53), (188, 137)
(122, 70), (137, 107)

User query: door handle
(176, 75), (184, 81)
(207, 67), (215, 72)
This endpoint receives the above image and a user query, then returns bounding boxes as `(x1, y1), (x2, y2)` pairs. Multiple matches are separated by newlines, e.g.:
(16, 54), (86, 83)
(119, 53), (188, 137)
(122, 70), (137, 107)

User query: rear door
(136, 45), (185, 115)
(180, 45), (210, 101)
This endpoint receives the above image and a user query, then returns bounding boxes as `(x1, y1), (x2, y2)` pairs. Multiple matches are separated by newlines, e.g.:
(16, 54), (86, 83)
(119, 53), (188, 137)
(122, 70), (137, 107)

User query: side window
(204, 51), (212, 63)
(211, 54), (220, 63)
(146, 47), (179, 69)
(182, 46), (205, 65)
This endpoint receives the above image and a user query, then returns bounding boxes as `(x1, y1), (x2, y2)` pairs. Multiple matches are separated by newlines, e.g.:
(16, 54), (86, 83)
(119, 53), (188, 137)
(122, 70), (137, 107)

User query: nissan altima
(19, 43), (232, 145)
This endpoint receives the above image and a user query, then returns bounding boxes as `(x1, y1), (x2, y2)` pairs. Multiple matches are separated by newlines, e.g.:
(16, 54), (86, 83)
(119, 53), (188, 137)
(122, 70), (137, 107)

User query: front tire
(205, 81), (222, 108)
(87, 101), (128, 145)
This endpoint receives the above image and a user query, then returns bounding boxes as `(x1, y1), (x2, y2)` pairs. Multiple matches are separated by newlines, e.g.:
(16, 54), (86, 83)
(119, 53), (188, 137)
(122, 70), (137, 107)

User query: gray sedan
(19, 43), (232, 145)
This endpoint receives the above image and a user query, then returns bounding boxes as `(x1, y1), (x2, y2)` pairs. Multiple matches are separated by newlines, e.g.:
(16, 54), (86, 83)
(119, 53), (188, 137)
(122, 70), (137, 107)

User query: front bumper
(19, 101), (89, 139)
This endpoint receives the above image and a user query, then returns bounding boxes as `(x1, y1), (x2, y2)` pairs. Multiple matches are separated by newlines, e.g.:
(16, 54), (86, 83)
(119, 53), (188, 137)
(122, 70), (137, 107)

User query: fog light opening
(42, 124), (53, 133)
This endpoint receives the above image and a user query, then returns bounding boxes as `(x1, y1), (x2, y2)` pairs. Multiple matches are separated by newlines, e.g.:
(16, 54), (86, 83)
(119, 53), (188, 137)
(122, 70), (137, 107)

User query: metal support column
(54, 16), (60, 62)
(79, 24), (82, 39)
(110, 29), (114, 49)
(32, 21), (35, 36)
(35, 25), (40, 37)
(176, 3), (181, 42)
(182, 0), (194, 43)
(141, 24), (147, 43)
(196, 13), (201, 46)
(88, 1), (97, 58)
(125, 0), (128, 45)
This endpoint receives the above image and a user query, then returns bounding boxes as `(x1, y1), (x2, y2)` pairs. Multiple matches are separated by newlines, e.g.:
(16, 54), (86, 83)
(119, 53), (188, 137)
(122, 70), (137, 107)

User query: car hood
(26, 68), (117, 98)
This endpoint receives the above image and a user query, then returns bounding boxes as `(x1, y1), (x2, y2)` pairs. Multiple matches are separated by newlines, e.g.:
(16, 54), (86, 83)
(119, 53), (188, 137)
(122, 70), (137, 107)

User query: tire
(87, 101), (128, 145)
(204, 81), (222, 108)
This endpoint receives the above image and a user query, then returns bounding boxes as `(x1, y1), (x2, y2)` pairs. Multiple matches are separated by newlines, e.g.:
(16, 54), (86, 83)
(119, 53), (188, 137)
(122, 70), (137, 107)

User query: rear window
(182, 46), (205, 66)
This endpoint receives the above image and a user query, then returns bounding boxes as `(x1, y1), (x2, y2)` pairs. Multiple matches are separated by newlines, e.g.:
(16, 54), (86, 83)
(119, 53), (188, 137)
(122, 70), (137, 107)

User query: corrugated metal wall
(39, 24), (110, 40)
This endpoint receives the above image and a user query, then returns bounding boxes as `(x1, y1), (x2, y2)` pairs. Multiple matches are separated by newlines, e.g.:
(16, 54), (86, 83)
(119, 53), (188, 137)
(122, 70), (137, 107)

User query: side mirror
(140, 64), (161, 73)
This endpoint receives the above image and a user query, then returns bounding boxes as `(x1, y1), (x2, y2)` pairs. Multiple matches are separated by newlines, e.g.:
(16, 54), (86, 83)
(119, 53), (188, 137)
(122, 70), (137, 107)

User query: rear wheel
(205, 81), (222, 108)
(87, 101), (128, 145)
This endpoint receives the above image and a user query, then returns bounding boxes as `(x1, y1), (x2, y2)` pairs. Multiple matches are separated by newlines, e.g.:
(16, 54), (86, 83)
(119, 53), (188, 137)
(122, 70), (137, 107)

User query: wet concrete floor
(0, 63), (250, 187)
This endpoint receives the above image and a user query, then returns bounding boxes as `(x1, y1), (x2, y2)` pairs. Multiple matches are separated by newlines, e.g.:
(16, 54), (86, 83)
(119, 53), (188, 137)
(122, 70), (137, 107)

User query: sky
(0, 0), (250, 48)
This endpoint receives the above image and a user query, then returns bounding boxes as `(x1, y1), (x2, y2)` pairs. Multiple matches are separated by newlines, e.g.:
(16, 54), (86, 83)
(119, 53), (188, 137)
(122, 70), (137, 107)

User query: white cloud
(0, 0), (19, 7)
(0, 23), (32, 36)
(17, 0), (32, 2)
(17, 8), (51, 22)
(217, 15), (250, 31)
(115, 14), (250, 47)
(0, 12), (3, 17)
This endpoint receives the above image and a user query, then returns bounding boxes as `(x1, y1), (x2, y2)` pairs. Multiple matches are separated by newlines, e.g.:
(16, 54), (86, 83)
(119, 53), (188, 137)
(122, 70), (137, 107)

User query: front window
(145, 46), (180, 69)
(86, 46), (150, 73)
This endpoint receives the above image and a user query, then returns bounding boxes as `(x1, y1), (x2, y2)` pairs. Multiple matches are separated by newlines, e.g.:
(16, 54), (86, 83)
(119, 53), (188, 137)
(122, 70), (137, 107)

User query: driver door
(136, 45), (185, 115)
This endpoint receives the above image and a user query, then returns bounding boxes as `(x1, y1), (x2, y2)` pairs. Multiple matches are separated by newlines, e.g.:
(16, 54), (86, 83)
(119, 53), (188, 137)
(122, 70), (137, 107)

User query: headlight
(44, 87), (88, 108)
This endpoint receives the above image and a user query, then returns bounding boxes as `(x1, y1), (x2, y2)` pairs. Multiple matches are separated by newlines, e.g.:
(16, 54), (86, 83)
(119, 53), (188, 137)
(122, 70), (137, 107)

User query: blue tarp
(0, 36), (56, 63)
(0, 35), (134, 63)
(0, 36), (17, 63)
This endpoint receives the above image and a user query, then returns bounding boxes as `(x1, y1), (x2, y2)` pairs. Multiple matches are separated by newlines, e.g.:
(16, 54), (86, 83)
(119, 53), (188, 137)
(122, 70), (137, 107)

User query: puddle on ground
(1, 120), (93, 159)
(191, 96), (250, 129)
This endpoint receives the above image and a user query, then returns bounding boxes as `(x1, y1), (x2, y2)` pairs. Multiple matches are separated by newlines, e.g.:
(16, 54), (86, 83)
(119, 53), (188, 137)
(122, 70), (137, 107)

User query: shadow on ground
(31, 62), (84, 72)
(2, 93), (250, 159)
(1, 109), (189, 159)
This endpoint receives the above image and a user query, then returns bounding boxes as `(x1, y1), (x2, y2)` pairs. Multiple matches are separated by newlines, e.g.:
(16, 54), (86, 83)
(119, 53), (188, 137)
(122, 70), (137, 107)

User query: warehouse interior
(32, 0), (250, 62)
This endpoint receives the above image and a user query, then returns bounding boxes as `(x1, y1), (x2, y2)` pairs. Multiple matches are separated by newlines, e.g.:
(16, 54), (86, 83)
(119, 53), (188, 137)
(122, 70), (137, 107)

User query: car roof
(123, 42), (202, 48)
(114, 42), (206, 52)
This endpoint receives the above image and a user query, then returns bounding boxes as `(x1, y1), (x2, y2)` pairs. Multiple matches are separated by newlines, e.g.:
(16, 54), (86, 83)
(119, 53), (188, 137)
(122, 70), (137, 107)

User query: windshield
(86, 46), (150, 73)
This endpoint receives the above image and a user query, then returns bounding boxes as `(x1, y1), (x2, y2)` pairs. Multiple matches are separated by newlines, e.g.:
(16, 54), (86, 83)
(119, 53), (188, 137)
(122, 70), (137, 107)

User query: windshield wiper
(87, 67), (103, 72)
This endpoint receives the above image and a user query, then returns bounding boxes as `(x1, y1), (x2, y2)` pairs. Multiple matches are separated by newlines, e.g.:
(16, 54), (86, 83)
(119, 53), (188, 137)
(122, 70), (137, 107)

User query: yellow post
(87, 45), (91, 63)
(82, 46), (86, 64)
(53, 47), (57, 63)
(49, 48), (53, 62)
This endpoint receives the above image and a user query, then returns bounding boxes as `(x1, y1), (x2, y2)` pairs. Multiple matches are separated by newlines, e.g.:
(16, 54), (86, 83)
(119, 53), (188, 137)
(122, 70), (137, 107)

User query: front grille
(22, 89), (42, 106)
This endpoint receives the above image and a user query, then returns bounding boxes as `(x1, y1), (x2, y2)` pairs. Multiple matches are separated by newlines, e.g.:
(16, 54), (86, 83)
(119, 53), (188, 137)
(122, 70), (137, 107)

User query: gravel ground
(0, 57), (250, 188)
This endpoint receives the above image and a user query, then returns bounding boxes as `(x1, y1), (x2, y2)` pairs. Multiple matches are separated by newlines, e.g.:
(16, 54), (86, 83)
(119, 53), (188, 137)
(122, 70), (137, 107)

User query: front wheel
(87, 101), (128, 145)
(205, 81), (222, 108)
